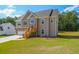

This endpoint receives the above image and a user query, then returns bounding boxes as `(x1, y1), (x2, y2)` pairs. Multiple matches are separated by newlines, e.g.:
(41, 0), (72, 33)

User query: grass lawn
(0, 36), (7, 38)
(0, 32), (79, 54)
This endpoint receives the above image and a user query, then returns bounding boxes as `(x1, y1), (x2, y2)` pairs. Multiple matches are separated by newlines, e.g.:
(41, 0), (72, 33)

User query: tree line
(0, 16), (17, 26)
(59, 11), (79, 31)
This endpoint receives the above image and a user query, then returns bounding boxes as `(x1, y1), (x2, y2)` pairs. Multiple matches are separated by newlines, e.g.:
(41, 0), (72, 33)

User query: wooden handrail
(23, 26), (37, 39)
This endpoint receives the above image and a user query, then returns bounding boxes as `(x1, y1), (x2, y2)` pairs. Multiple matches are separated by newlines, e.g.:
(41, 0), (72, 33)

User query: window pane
(0, 27), (3, 31)
(41, 29), (44, 34)
(18, 23), (21, 25)
(8, 27), (10, 29)
(42, 20), (44, 24)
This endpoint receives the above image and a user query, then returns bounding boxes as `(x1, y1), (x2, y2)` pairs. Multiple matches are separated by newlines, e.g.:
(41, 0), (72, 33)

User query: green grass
(0, 32), (79, 54)
(0, 36), (7, 38)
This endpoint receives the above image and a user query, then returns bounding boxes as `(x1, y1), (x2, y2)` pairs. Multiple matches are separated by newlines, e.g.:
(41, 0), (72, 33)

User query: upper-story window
(31, 20), (34, 23)
(30, 18), (35, 25)
(42, 20), (44, 24)
(0, 26), (3, 31)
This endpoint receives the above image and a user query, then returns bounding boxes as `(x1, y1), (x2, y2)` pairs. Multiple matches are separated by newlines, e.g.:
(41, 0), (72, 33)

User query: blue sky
(0, 5), (79, 18)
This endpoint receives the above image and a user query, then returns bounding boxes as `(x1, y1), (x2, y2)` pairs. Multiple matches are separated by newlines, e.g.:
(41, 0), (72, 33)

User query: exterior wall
(3, 23), (16, 35)
(37, 18), (49, 37)
(0, 25), (4, 35)
(16, 20), (23, 28)
(49, 10), (58, 37)
(0, 23), (16, 35)
(50, 15), (58, 37)
(16, 20), (24, 35)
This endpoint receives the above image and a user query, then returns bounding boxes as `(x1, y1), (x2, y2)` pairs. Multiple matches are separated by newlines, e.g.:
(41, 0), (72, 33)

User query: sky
(0, 5), (79, 18)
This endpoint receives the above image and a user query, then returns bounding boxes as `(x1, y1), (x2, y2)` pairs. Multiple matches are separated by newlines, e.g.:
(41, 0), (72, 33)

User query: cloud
(8, 5), (14, 8)
(11, 14), (21, 17)
(15, 15), (21, 17)
(64, 5), (79, 12)
(0, 8), (15, 16)
(0, 5), (16, 16)
(8, 5), (16, 9)
(8, 5), (13, 8)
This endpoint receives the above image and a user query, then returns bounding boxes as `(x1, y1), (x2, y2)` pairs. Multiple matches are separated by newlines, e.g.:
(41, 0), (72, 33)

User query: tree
(59, 11), (78, 31)
(6, 17), (16, 25)
(0, 16), (17, 26)
(59, 14), (64, 31)
(65, 11), (78, 31)
(59, 12), (67, 31)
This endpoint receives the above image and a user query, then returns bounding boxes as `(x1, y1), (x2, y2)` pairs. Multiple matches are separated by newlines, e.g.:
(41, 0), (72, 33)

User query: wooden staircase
(23, 26), (37, 39)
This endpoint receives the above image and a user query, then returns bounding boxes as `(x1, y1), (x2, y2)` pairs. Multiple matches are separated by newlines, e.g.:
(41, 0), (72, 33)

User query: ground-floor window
(8, 27), (10, 29)
(41, 29), (44, 34)
(0, 26), (3, 31)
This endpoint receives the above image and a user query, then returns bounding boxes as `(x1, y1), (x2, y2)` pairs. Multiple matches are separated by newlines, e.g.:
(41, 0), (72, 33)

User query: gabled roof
(35, 9), (53, 17)
(24, 10), (39, 20)
(0, 23), (14, 26)
(22, 10), (32, 20)
(17, 10), (33, 20)
(18, 9), (58, 20)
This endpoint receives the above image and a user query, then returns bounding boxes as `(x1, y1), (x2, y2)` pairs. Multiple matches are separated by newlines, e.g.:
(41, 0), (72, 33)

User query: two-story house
(16, 9), (59, 37)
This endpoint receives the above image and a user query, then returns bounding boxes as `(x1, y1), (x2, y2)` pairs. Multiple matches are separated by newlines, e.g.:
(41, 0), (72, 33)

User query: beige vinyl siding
(38, 18), (49, 37)
(50, 16), (57, 37)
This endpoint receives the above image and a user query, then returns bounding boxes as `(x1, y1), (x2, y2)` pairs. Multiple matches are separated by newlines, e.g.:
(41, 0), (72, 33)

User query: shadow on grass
(58, 35), (79, 39)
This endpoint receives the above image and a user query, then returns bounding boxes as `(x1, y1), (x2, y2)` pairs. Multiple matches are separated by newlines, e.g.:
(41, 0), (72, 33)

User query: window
(8, 27), (10, 29)
(18, 23), (21, 25)
(30, 19), (35, 25)
(31, 20), (34, 23)
(23, 22), (27, 25)
(0, 26), (3, 31)
(42, 20), (44, 24)
(41, 29), (44, 34)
